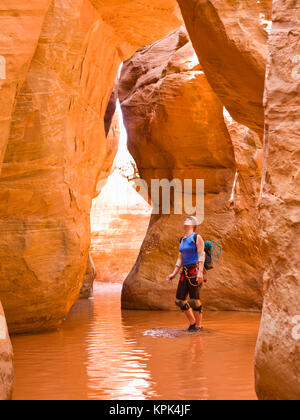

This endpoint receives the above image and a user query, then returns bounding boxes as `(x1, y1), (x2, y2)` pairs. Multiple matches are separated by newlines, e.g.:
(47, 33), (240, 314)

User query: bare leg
(194, 311), (203, 328)
(183, 308), (196, 325)
(192, 299), (203, 328)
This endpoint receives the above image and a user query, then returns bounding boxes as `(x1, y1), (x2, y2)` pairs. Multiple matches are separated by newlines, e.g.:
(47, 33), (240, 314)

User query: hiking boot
(187, 324), (197, 332)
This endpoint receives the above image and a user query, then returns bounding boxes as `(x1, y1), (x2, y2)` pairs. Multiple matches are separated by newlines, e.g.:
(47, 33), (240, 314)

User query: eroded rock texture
(0, 1), (51, 169)
(177, 0), (272, 135)
(0, 303), (13, 400)
(0, 0), (182, 333)
(119, 27), (263, 311)
(89, 0), (182, 53)
(255, 0), (300, 400)
(0, 0), (120, 333)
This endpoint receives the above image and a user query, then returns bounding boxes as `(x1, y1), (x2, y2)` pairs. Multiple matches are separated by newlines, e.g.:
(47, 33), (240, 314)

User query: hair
(184, 216), (198, 232)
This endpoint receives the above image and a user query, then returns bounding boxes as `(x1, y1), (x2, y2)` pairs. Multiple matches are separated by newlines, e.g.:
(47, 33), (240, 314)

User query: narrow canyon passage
(89, 99), (151, 285)
(11, 107), (260, 401)
(0, 0), (299, 401)
(12, 283), (260, 400)
(5, 120), (264, 401)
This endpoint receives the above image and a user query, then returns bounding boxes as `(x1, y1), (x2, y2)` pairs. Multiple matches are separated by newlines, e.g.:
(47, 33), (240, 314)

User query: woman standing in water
(167, 216), (206, 332)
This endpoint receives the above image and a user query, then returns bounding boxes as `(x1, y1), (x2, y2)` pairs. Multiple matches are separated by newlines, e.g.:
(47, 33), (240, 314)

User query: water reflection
(11, 283), (260, 400)
(86, 284), (154, 400)
(121, 308), (259, 400)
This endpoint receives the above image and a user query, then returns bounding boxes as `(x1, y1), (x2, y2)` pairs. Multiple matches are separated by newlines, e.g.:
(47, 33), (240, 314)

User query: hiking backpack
(180, 233), (222, 270)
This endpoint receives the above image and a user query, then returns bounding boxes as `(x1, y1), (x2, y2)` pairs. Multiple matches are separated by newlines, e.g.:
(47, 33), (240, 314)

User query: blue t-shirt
(179, 233), (198, 266)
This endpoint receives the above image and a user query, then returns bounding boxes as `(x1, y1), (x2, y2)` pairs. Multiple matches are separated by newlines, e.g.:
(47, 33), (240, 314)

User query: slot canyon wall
(80, 87), (120, 299)
(119, 26), (264, 312)
(0, 303), (13, 400)
(0, 0), (298, 402)
(255, 0), (300, 400)
(0, 0), (182, 335)
(177, 0), (272, 135)
(0, 1), (52, 170)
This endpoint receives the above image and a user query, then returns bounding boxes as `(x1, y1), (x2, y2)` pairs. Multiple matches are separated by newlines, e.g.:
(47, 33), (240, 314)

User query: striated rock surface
(0, 1), (51, 170)
(89, 0), (182, 53)
(255, 0), (300, 400)
(177, 0), (272, 135)
(119, 27), (263, 312)
(0, 0), (181, 172)
(0, 0), (181, 333)
(0, 0), (121, 333)
(0, 303), (13, 400)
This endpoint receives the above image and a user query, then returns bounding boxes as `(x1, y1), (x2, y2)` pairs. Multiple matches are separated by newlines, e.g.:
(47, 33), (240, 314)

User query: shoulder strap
(180, 234), (198, 245)
(193, 233), (198, 244)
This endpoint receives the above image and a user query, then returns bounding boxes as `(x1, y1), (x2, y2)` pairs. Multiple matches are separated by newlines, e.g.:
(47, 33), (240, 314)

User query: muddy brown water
(11, 283), (260, 400)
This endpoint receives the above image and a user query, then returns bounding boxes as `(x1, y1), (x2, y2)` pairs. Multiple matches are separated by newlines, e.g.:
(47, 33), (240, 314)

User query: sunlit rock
(0, 1), (51, 170)
(89, 0), (182, 54)
(255, 0), (300, 400)
(177, 0), (272, 135)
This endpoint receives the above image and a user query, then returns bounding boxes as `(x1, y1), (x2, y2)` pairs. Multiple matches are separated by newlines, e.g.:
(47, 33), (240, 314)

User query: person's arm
(196, 235), (205, 283)
(167, 253), (182, 282)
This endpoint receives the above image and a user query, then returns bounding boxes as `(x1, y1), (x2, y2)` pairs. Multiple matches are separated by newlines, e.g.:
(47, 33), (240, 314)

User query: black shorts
(176, 265), (203, 301)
